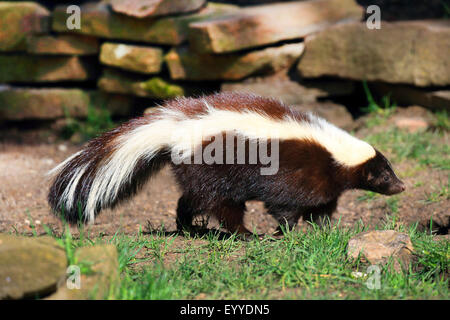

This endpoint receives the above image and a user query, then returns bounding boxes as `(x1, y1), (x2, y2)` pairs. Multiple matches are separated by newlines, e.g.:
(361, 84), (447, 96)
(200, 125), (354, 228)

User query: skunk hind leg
(213, 200), (251, 236)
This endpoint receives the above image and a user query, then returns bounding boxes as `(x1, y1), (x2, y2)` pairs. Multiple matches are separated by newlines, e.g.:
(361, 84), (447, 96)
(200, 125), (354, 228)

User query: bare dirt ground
(0, 125), (448, 238)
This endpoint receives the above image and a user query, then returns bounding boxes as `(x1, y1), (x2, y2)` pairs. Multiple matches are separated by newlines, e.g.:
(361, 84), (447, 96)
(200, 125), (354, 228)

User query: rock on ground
(99, 43), (163, 74)
(298, 20), (450, 87)
(109, 0), (206, 18)
(353, 105), (436, 135)
(0, 2), (49, 52)
(52, 2), (237, 45)
(390, 105), (435, 133)
(393, 117), (429, 133)
(0, 234), (67, 299)
(347, 230), (414, 271)
(165, 43), (304, 80)
(188, 0), (362, 53)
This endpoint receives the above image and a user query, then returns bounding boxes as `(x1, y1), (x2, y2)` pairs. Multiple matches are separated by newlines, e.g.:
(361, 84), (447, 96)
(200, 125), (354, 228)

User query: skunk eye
(383, 175), (390, 182)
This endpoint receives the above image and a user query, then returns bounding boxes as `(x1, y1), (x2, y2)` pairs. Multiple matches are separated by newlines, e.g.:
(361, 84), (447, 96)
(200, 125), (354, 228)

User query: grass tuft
(365, 129), (450, 171)
(61, 104), (115, 142)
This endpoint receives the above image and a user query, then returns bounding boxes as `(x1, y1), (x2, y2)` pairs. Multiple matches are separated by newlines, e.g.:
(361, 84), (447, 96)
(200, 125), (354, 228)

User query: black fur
(48, 93), (405, 234)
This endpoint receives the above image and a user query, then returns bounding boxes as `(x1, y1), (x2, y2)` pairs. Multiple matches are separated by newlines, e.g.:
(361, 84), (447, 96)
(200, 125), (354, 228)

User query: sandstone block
(110, 0), (206, 18)
(298, 21), (450, 87)
(189, 0), (363, 53)
(53, 2), (237, 45)
(0, 87), (133, 120)
(166, 43), (304, 80)
(0, 55), (97, 83)
(0, 2), (50, 52)
(26, 34), (99, 55)
(100, 43), (163, 74)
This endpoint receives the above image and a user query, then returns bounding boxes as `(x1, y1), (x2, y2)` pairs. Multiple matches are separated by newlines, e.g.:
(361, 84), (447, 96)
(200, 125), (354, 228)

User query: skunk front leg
(266, 204), (304, 235)
(176, 194), (201, 232)
(302, 199), (338, 227)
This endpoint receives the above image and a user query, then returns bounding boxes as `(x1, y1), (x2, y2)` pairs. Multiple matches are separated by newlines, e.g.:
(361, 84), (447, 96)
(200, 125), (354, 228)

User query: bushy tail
(48, 116), (171, 223)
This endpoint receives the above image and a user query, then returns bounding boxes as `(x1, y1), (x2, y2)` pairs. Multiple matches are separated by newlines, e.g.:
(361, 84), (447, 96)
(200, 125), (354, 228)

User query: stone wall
(0, 0), (449, 124)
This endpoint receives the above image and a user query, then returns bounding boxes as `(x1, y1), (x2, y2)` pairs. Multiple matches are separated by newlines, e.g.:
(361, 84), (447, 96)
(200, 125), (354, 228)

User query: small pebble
(42, 158), (54, 165)
(351, 271), (366, 278)
(394, 117), (428, 133)
(58, 144), (68, 152)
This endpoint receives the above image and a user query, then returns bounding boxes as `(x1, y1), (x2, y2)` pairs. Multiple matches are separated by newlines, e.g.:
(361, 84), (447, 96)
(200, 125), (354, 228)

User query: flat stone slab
(110, 0), (206, 18)
(0, 2), (50, 52)
(53, 2), (237, 45)
(100, 43), (163, 74)
(0, 234), (67, 299)
(347, 230), (414, 271)
(298, 20), (450, 87)
(188, 0), (363, 53)
(47, 245), (119, 300)
(98, 69), (186, 99)
(166, 43), (304, 80)
(0, 55), (97, 83)
(26, 34), (99, 55)
(0, 87), (133, 120)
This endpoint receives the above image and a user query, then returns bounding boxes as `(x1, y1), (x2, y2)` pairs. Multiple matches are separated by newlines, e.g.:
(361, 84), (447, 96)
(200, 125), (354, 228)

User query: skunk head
(359, 150), (405, 195)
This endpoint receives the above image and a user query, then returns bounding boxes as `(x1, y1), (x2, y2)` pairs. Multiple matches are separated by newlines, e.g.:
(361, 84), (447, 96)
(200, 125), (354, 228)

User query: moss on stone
(139, 77), (184, 98)
(0, 2), (49, 51)
(0, 55), (95, 82)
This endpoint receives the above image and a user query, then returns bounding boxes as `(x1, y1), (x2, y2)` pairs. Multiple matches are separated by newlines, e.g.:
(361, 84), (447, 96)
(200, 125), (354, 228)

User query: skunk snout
(389, 180), (406, 195)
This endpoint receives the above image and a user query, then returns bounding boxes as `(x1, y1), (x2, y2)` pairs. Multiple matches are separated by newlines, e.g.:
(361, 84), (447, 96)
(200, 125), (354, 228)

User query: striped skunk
(48, 92), (405, 235)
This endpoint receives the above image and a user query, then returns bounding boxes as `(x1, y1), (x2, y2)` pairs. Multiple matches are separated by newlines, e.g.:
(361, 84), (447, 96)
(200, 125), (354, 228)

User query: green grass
(360, 81), (397, 128)
(385, 196), (400, 214)
(365, 129), (450, 171)
(360, 84), (449, 171)
(434, 110), (450, 132)
(61, 104), (115, 142)
(356, 191), (378, 203)
(29, 219), (447, 300)
(442, 0), (450, 18)
(421, 178), (450, 204)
